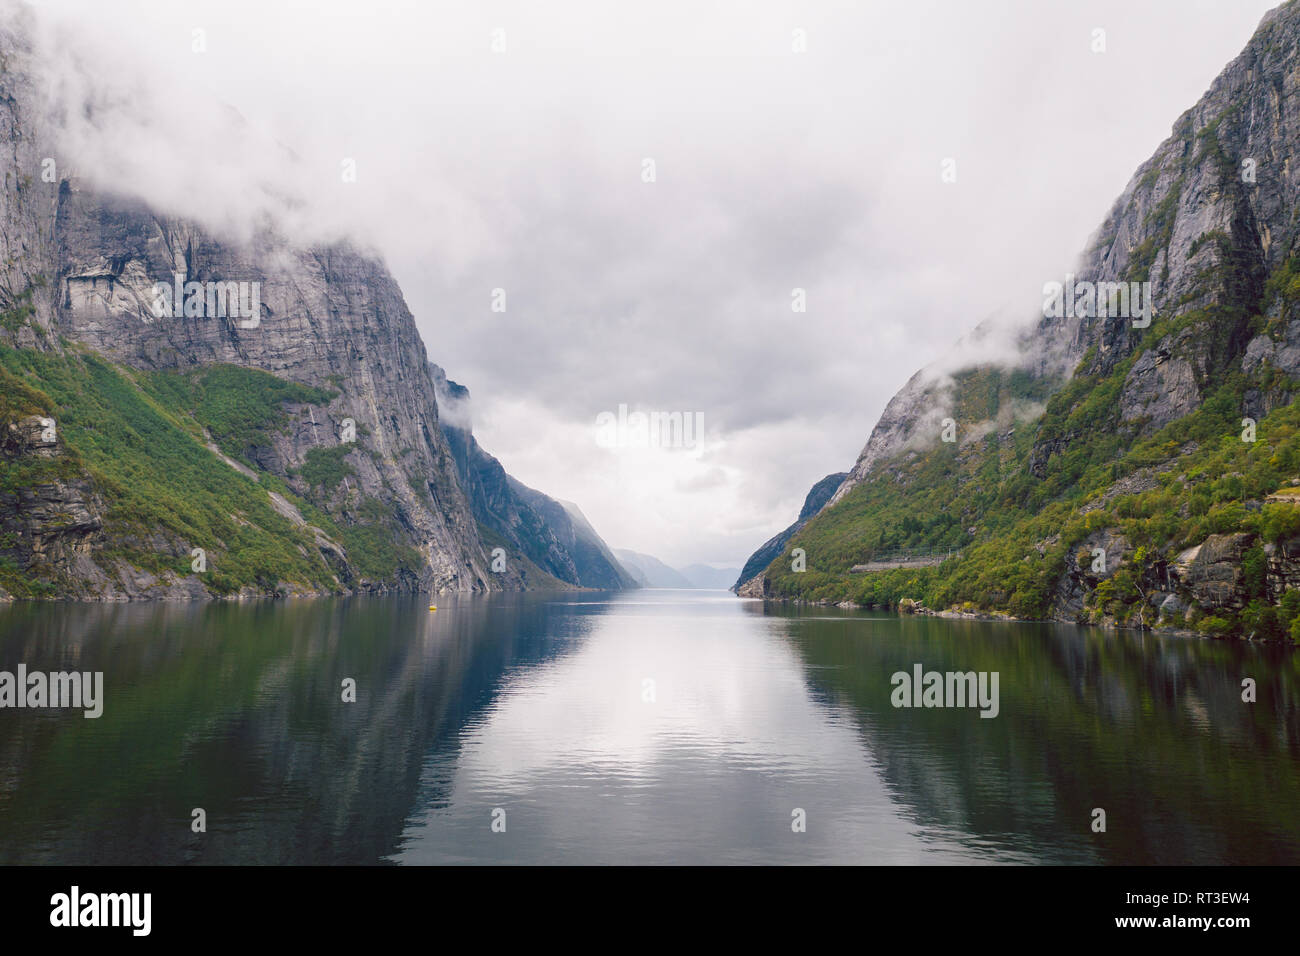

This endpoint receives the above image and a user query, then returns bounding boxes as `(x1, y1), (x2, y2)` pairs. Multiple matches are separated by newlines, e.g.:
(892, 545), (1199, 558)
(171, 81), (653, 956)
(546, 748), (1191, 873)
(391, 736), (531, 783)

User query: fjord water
(0, 590), (1296, 865)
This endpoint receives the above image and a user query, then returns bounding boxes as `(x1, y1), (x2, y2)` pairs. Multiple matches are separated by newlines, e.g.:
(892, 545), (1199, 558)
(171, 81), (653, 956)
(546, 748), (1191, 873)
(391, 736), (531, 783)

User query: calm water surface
(0, 590), (1296, 864)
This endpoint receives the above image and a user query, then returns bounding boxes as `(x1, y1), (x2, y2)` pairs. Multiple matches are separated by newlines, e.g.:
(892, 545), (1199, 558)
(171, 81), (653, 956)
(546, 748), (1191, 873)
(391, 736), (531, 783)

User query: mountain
(613, 550), (736, 589)
(0, 9), (606, 601)
(430, 362), (637, 590)
(545, 499), (642, 590)
(740, 1), (1300, 641)
(733, 472), (846, 591)
(614, 550), (693, 588)
(678, 564), (742, 589)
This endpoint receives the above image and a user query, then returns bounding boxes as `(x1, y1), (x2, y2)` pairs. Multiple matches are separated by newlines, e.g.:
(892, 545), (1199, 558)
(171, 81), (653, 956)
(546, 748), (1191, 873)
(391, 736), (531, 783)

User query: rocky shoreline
(736, 592), (1291, 644)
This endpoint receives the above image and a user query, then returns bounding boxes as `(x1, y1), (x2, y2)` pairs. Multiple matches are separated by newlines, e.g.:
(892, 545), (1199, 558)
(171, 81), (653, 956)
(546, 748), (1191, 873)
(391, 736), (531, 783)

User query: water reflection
(394, 592), (972, 864)
(762, 605), (1300, 865)
(0, 591), (1295, 864)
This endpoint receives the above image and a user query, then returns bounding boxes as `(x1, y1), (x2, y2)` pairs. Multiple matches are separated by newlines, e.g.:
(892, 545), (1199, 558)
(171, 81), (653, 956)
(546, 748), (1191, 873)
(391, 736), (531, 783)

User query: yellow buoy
(428, 605), (437, 611)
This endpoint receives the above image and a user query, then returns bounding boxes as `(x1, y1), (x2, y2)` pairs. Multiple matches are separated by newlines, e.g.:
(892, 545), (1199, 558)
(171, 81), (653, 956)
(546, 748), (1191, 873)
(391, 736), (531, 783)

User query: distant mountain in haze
(615, 550), (738, 589)
(615, 550), (691, 588)
(678, 563), (742, 589)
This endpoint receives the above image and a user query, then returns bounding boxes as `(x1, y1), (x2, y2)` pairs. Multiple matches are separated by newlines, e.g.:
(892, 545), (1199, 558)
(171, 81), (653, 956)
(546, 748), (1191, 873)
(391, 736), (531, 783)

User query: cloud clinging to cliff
(23, 0), (1281, 566)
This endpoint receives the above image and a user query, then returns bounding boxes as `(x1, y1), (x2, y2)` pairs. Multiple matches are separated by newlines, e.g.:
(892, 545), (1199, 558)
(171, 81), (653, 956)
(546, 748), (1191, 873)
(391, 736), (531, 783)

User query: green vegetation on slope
(0, 347), (342, 596)
(142, 365), (335, 462)
(0, 349), (439, 594)
(295, 445), (356, 495)
(758, 299), (1300, 641)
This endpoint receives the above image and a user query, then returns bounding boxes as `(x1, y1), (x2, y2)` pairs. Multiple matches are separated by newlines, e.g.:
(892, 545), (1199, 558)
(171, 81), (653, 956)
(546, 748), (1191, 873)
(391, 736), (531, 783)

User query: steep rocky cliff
(0, 6), (606, 600)
(431, 364), (635, 590)
(740, 0), (1300, 639)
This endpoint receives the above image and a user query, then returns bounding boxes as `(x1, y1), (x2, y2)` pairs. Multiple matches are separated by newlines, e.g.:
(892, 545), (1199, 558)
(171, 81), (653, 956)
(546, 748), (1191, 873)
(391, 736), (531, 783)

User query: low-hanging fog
(25, 0), (1278, 567)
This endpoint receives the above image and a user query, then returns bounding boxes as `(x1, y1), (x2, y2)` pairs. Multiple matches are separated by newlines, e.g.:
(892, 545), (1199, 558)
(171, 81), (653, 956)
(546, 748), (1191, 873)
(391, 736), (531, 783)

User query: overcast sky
(27, 0), (1280, 568)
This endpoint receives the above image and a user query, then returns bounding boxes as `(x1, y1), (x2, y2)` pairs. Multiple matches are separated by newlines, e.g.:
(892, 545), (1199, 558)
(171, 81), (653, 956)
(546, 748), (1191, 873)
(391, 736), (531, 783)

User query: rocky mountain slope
(739, 0), (1300, 641)
(431, 364), (635, 590)
(0, 7), (612, 601)
(732, 472), (846, 590)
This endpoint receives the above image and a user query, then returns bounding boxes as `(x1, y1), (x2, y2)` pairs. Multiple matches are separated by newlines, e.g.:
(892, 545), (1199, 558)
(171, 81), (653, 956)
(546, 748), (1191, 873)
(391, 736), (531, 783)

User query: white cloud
(21, 0), (1281, 567)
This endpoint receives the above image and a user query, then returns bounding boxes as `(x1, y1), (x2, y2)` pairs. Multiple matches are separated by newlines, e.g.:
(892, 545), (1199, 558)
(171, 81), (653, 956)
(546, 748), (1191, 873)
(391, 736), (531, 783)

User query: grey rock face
(741, 2), (1300, 620)
(512, 489), (636, 590)
(6, 414), (56, 456)
(1050, 569), (1086, 622)
(0, 10), (567, 598)
(1242, 318), (1300, 416)
(1159, 593), (1186, 617)
(0, 8), (60, 346)
(827, 370), (945, 509)
(47, 186), (494, 592)
(430, 364), (634, 590)
(1028, 432), (1077, 481)
(1265, 535), (1300, 597)
(839, 2), (1300, 499)
(0, 412), (104, 601)
(1118, 331), (1203, 432)
(1050, 530), (1132, 622)
(1173, 533), (1253, 610)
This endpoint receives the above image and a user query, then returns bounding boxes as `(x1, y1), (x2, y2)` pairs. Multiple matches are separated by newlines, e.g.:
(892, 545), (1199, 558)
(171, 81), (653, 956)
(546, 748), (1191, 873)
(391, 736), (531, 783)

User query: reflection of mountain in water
(1, 595), (1297, 864)
(761, 605), (1300, 865)
(392, 592), (980, 865)
(0, 595), (593, 864)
